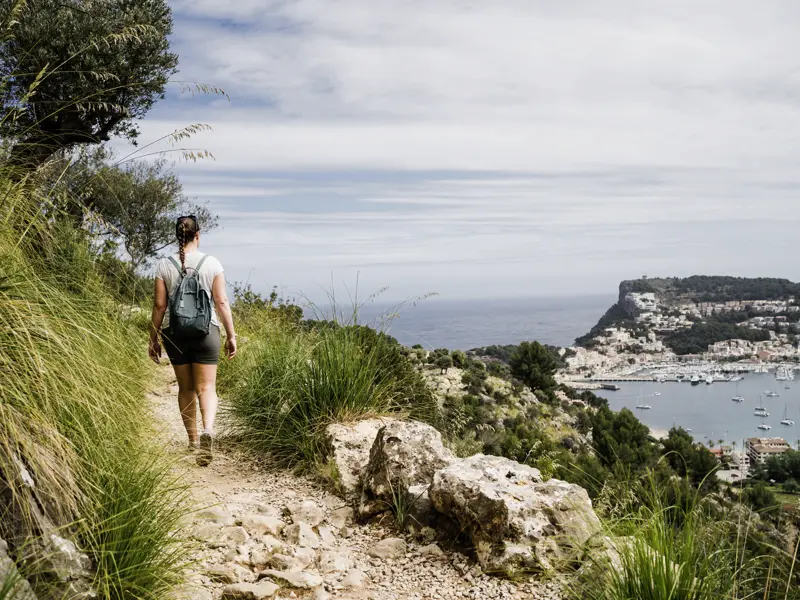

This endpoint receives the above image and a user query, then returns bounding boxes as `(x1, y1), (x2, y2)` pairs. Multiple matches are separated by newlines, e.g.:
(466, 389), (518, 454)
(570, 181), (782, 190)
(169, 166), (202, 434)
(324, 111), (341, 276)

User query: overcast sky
(130, 0), (800, 302)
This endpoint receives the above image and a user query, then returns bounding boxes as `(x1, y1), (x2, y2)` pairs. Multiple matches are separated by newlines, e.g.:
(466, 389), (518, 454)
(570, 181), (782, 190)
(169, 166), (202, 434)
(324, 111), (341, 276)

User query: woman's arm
(212, 272), (237, 359)
(149, 278), (168, 362)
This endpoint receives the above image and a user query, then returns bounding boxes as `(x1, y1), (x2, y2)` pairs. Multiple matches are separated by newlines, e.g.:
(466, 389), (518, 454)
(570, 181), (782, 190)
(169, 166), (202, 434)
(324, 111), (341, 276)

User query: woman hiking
(148, 215), (237, 466)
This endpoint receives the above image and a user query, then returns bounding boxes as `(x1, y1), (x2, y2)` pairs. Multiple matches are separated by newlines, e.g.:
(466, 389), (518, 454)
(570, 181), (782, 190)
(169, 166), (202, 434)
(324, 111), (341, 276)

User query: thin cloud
(121, 1), (800, 301)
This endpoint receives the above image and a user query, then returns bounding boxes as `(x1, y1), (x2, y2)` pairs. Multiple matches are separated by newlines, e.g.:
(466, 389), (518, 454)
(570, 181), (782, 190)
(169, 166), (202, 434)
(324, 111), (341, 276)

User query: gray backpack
(167, 255), (212, 338)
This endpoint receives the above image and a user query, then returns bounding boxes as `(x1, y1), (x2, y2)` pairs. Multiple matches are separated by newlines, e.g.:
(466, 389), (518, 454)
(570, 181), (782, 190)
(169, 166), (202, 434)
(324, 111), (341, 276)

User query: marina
(595, 372), (800, 446)
(576, 362), (797, 385)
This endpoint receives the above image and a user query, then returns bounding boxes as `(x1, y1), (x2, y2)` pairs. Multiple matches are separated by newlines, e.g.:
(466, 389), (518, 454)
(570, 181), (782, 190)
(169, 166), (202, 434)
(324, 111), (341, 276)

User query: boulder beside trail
(429, 454), (602, 576)
(324, 418), (398, 501)
(358, 420), (455, 518)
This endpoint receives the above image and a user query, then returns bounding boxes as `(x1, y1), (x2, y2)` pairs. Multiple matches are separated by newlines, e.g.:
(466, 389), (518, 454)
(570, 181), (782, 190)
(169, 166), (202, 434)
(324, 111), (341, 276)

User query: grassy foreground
(0, 176), (190, 598)
(571, 470), (800, 600)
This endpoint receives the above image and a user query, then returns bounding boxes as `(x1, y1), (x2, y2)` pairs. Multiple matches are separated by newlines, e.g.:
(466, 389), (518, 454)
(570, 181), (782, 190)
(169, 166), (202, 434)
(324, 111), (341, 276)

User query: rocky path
(148, 366), (563, 600)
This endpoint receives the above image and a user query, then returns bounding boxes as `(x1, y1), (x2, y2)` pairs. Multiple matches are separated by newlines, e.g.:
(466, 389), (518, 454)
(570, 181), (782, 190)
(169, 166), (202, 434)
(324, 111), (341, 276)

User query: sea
(363, 294), (615, 351)
(596, 376), (800, 448)
(358, 294), (800, 448)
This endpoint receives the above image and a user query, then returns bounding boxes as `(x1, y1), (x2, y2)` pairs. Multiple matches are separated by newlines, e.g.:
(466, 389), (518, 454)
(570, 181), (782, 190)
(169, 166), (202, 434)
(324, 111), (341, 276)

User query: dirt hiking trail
(148, 365), (563, 600)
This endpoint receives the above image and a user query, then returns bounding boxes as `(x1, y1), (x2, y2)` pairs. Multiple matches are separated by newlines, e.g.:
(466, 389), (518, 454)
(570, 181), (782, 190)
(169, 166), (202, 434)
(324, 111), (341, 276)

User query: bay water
(596, 375), (800, 448)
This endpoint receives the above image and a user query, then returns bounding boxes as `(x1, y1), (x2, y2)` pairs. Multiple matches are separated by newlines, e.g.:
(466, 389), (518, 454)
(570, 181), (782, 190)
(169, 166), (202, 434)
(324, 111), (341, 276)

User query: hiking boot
(197, 431), (214, 467)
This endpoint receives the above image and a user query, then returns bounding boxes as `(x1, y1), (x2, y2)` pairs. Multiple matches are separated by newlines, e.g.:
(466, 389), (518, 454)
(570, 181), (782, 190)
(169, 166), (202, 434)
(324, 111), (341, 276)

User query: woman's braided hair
(176, 216), (199, 274)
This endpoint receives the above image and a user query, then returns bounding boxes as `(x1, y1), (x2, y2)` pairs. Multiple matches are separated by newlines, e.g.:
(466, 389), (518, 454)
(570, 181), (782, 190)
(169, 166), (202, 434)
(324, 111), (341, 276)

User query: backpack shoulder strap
(167, 256), (182, 275)
(193, 254), (210, 275)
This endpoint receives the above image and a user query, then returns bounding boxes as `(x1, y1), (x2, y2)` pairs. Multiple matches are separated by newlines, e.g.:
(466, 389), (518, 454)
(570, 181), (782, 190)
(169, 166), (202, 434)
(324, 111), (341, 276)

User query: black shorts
(163, 325), (221, 366)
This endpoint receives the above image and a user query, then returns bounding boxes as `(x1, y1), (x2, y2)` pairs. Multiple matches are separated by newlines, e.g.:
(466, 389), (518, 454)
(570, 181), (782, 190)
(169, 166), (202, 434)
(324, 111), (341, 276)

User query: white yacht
(636, 404), (652, 410)
(690, 375), (700, 386)
(705, 375), (714, 385)
(729, 375), (743, 382)
(780, 406), (794, 426)
(732, 381), (743, 403)
(765, 390), (780, 398)
(758, 422), (772, 431)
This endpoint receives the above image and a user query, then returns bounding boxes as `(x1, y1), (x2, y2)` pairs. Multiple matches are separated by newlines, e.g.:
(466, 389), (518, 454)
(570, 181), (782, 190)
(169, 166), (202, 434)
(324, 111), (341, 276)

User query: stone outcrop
(429, 454), (601, 576)
(358, 421), (455, 518)
(1, 454), (96, 600)
(24, 533), (96, 600)
(0, 538), (37, 600)
(324, 418), (398, 501)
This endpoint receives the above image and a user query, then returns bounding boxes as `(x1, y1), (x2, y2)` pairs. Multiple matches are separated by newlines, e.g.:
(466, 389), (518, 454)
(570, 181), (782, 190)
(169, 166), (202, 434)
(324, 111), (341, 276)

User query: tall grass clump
(0, 176), (191, 599)
(220, 297), (439, 468)
(574, 471), (800, 600)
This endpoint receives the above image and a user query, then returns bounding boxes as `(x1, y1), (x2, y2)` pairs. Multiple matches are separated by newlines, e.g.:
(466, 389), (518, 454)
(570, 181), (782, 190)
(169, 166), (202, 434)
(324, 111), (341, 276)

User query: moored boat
(780, 405), (794, 426)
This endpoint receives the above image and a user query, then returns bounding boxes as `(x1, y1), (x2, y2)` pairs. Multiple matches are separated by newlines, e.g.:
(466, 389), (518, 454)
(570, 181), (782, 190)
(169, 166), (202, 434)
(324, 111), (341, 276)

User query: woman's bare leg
(192, 363), (218, 466)
(191, 363), (219, 433)
(173, 363), (198, 445)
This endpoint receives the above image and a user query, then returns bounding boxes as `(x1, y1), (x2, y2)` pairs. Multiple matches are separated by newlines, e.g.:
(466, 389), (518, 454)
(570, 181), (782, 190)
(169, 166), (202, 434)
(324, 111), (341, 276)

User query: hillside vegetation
(621, 275), (800, 303)
(0, 1), (200, 598)
(1, 177), (190, 598)
(664, 321), (771, 355)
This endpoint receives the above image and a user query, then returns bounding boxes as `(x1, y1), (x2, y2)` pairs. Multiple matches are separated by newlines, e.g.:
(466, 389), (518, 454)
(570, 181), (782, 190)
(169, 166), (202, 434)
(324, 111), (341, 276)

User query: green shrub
(220, 316), (438, 467)
(573, 473), (800, 600)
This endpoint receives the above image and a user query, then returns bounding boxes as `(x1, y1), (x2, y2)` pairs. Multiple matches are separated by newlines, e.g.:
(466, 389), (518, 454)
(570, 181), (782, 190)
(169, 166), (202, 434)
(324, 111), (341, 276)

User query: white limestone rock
(429, 454), (602, 576)
(283, 522), (320, 548)
(367, 538), (407, 560)
(196, 506), (236, 526)
(324, 418), (398, 501)
(0, 538), (36, 600)
(221, 581), (279, 599)
(358, 420), (455, 519)
(260, 569), (323, 589)
(239, 515), (285, 537)
(287, 500), (325, 528)
(220, 526), (250, 546)
(339, 569), (367, 590)
(318, 550), (352, 574)
(328, 506), (354, 531)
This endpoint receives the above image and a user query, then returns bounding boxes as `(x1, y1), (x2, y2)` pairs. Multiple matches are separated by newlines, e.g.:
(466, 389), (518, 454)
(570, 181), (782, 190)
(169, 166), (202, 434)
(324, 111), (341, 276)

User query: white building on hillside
(623, 292), (658, 318)
(745, 437), (790, 465)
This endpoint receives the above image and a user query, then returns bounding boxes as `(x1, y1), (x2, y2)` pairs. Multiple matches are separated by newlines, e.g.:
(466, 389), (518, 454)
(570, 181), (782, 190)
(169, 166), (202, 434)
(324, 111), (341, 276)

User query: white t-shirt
(155, 250), (224, 327)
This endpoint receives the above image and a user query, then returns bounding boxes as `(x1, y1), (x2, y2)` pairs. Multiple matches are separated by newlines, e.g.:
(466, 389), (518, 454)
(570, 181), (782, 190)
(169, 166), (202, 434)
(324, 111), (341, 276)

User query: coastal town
(704, 436), (793, 482)
(564, 289), (800, 381)
(555, 279), (800, 482)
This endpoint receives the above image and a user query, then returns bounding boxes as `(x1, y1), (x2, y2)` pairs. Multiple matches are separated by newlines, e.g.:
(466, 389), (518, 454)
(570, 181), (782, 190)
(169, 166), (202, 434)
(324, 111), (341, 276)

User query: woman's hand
(225, 336), (237, 360)
(148, 335), (162, 364)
